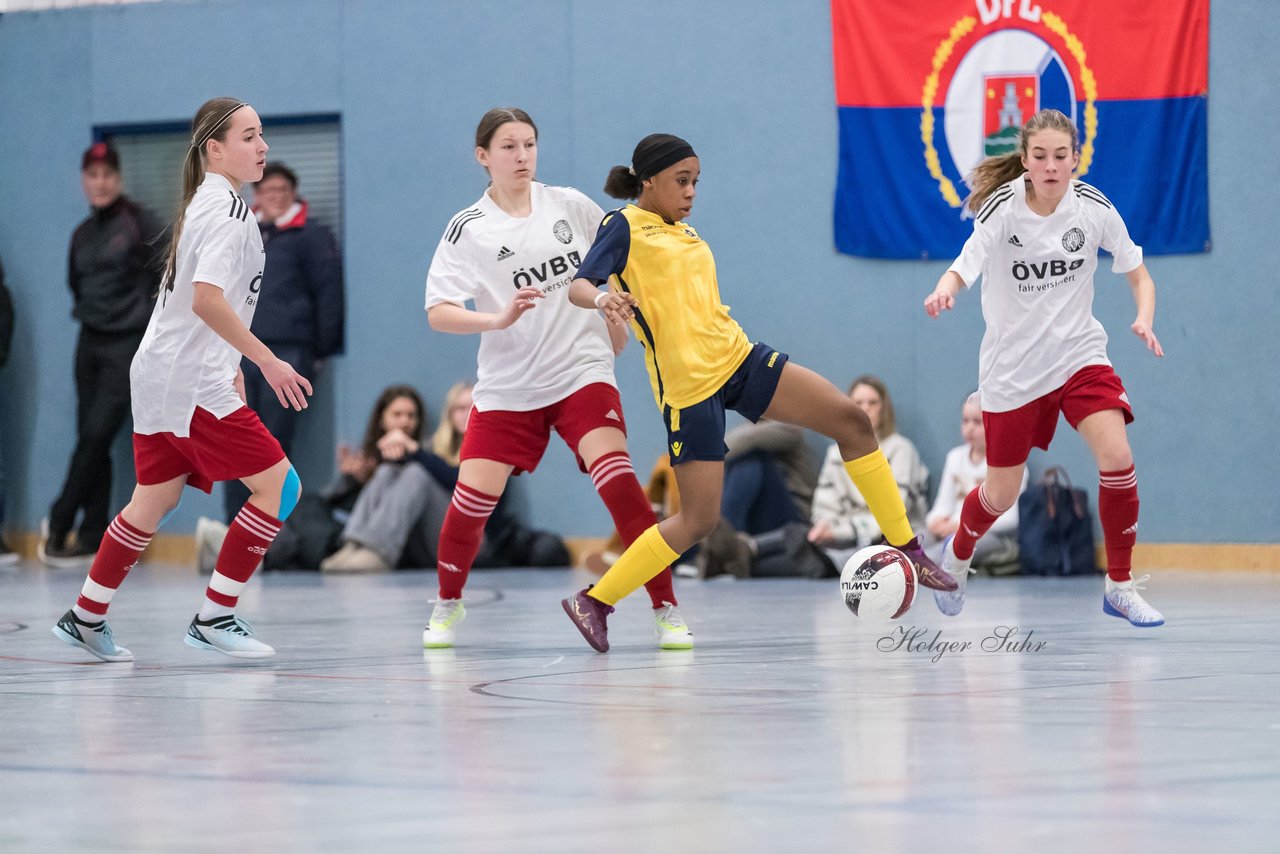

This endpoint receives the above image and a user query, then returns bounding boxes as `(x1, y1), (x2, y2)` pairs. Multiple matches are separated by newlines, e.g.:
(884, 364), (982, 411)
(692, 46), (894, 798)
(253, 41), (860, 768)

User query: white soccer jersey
(425, 182), (615, 412)
(130, 172), (264, 436)
(949, 176), (1143, 412)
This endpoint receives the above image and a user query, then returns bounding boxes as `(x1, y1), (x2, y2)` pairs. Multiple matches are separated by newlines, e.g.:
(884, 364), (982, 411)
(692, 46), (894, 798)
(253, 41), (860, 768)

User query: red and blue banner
(832, 0), (1209, 259)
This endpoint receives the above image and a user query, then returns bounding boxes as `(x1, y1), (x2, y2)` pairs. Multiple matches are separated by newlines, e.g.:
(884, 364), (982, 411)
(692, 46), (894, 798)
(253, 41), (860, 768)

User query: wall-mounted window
(96, 114), (343, 239)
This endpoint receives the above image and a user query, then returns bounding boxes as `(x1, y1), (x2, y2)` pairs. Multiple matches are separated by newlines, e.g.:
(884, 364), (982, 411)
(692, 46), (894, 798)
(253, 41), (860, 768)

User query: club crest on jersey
(921, 4), (1097, 209)
(1061, 228), (1086, 252)
(552, 219), (573, 244)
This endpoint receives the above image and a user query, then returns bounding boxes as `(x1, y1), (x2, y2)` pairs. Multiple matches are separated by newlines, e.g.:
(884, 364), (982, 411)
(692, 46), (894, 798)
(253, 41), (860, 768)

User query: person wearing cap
(559, 133), (956, 651)
(217, 161), (344, 526)
(39, 142), (165, 566)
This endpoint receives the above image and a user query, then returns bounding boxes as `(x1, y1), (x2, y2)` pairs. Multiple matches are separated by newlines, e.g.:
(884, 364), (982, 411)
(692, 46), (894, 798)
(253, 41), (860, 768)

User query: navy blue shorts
(663, 342), (789, 466)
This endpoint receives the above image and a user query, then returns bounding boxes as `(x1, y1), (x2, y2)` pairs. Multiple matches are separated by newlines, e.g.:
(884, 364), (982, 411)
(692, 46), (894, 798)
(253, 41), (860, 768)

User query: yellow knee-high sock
(589, 525), (679, 606)
(844, 449), (915, 547)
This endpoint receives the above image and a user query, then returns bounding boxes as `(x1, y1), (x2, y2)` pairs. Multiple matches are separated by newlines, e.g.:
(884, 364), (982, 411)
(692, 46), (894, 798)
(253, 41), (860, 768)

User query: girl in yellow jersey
(560, 133), (956, 651)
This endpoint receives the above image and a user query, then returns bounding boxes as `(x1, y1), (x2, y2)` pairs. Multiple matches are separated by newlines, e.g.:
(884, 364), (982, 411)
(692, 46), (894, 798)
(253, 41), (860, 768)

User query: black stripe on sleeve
(978, 189), (1014, 223)
(1074, 182), (1112, 209)
(446, 209), (484, 244)
(976, 187), (1014, 222)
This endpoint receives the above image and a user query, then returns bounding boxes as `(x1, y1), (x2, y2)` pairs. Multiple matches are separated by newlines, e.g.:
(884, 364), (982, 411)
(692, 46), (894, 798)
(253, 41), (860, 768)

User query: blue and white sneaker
(1103, 575), (1165, 627)
(933, 535), (974, 617)
(185, 614), (275, 658)
(52, 609), (133, 662)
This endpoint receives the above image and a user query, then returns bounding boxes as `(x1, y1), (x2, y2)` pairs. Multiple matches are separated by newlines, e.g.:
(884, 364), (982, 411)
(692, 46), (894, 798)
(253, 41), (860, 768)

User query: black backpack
(1016, 466), (1099, 576)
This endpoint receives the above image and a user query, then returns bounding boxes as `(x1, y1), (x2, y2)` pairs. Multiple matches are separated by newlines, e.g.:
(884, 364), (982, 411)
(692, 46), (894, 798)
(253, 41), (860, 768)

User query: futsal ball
(840, 545), (917, 620)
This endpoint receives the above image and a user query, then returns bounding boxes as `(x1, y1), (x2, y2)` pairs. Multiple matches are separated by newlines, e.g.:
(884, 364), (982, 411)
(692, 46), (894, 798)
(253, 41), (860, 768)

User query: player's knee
(157, 496), (183, 528)
(277, 466), (301, 520)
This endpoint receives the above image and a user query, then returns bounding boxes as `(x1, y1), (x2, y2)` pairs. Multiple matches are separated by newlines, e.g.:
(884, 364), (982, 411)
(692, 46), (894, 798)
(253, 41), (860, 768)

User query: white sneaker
(185, 614), (276, 658)
(654, 602), (694, 650)
(933, 535), (974, 617)
(195, 516), (229, 574)
(1103, 575), (1165, 627)
(422, 599), (465, 648)
(52, 609), (133, 662)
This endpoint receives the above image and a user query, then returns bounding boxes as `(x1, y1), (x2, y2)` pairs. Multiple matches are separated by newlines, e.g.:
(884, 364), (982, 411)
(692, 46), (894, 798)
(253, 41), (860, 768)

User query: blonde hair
(965, 109), (1078, 213)
(431, 381), (474, 466)
(159, 97), (249, 292)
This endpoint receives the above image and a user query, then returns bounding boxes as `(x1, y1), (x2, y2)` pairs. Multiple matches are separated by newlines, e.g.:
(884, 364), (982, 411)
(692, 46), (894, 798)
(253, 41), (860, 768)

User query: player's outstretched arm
(924, 271), (965, 318)
(427, 289), (544, 335)
(192, 282), (312, 410)
(1125, 264), (1164, 357)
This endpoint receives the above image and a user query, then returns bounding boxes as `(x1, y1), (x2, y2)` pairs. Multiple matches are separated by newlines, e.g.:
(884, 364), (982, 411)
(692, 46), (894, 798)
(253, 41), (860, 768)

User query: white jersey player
(53, 98), (312, 663)
(925, 108), (1166, 626)
(418, 107), (691, 651)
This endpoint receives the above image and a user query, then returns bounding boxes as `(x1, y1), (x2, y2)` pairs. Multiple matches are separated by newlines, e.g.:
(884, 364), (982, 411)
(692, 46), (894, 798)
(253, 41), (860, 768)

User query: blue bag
(1016, 466), (1098, 576)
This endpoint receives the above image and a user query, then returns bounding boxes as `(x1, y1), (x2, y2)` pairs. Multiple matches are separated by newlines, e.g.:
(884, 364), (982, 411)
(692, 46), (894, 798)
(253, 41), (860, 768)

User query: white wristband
(594, 292), (610, 309)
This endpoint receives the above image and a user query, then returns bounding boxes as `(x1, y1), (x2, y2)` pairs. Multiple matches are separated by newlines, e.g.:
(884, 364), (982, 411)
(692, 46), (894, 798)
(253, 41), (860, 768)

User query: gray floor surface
(2, 561), (1277, 853)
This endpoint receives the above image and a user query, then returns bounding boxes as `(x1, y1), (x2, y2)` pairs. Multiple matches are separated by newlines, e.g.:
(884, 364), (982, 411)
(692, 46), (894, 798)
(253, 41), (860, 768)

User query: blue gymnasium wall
(0, 0), (1274, 544)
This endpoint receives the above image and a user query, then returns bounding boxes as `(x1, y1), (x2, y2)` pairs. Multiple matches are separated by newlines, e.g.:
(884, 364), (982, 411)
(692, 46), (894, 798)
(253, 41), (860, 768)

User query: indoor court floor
(2, 562), (1277, 852)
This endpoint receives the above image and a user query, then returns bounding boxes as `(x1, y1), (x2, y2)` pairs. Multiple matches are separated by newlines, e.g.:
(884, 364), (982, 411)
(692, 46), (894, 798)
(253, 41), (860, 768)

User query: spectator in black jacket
(0, 257), (17, 564)
(40, 143), (164, 566)
(223, 162), (344, 522)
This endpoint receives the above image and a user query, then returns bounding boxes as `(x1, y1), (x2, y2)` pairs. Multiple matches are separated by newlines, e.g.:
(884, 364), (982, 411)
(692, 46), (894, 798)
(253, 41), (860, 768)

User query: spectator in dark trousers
(0, 257), (17, 564)
(223, 162), (344, 522)
(40, 143), (164, 566)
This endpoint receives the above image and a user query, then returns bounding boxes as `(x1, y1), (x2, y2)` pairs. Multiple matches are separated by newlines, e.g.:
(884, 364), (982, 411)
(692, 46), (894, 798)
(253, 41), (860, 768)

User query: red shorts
(983, 365), (1134, 468)
(133, 406), (286, 493)
(460, 382), (627, 475)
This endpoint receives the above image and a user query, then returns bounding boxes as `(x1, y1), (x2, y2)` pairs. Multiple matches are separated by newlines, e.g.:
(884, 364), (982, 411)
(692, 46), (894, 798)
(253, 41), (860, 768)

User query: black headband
(191, 102), (249, 151)
(632, 134), (697, 182)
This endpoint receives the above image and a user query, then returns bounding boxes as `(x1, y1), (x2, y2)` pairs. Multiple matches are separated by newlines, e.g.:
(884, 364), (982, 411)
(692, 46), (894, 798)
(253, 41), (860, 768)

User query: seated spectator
(319, 381), (568, 572)
(808, 375), (929, 572)
(926, 392), (1027, 571)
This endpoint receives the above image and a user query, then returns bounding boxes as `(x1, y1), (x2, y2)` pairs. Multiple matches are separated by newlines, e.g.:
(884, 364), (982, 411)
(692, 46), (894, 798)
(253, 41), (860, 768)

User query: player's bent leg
(761, 361), (878, 459)
(53, 477), (186, 662)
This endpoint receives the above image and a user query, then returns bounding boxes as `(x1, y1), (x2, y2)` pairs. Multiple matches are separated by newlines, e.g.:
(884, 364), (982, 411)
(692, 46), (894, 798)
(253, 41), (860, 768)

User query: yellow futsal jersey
(575, 204), (753, 410)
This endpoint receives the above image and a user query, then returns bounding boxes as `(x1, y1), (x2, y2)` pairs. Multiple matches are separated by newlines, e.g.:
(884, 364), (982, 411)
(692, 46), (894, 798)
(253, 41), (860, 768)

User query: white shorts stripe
(209, 571), (248, 598)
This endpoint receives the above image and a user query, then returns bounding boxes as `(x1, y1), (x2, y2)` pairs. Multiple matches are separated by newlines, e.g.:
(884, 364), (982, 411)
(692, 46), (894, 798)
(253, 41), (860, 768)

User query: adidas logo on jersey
(496, 246), (514, 261)
(1008, 234), (1023, 247)
(605, 409), (621, 422)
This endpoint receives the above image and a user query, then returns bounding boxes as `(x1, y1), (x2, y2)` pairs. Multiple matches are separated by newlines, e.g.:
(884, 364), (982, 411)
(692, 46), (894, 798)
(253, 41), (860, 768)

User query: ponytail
(158, 97), (248, 293)
(965, 153), (1027, 213)
(603, 165), (641, 199)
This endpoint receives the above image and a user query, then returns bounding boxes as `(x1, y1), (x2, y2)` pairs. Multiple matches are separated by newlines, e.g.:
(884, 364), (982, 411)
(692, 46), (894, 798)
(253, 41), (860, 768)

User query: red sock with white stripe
(1098, 465), (1139, 583)
(198, 502), (281, 621)
(72, 515), (153, 622)
(436, 483), (500, 600)
(589, 451), (676, 608)
(951, 483), (1004, 561)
